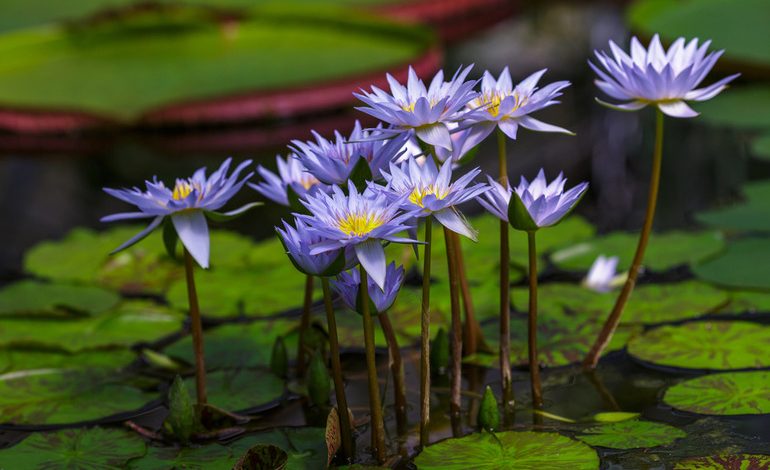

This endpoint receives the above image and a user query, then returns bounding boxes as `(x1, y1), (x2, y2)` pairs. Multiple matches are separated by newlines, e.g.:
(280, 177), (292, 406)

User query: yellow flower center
(172, 182), (193, 201)
(299, 175), (320, 191)
(475, 91), (526, 118)
(409, 185), (448, 208)
(337, 213), (384, 237)
(402, 102), (415, 113)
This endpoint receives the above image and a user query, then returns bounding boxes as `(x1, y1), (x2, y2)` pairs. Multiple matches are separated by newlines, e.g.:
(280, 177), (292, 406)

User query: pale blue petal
(354, 240), (387, 290)
(657, 100), (698, 118)
(433, 208), (477, 241)
(171, 211), (210, 269)
(415, 123), (452, 151)
(110, 216), (164, 254)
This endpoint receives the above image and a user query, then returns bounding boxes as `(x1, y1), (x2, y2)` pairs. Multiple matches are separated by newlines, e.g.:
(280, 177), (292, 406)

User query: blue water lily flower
(583, 255), (622, 293)
(297, 181), (418, 289)
(380, 157), (488, 240)
(291, 121), (407, 185)
(250, 154), (328, 207)
(354, 66), (478, 151)
(333, 262), (405, 314)
(509, 169), (588, 231)
(591, 34), (740, 118)
(101, 158), (256, 268)
(464, 67), (572, 144)
(276, 217), (345, 277)
(477, 175), (513, 222)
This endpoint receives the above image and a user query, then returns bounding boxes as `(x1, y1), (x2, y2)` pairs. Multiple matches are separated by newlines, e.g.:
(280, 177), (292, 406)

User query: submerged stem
(496, 128), (514, 415)
(360, 264), (385, 463)
(419, 218), (433, 447)
(378, 310), (407, 434)
(321, 278), (354, 460)
(583, 109), (665, 370)
(526, 231), (543, 408)
(297, 275), (314, 376)
(444, 227), (463, 419)
(183, 249), (207, 406)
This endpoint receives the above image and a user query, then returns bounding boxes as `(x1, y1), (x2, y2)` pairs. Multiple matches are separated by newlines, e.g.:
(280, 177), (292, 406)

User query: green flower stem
(378, 310), (407, 434)
(296, 274), (314, 376)
(320, 278), (354, 459)
(583, 109), (665, 370)
(183, 249), (207, 406)
(526, 231), (543, 408)
(444, 227), (463, 419)
(360, 263), (385, 463)
(419, 217), (433, 447)
(497, 128), (514, 415)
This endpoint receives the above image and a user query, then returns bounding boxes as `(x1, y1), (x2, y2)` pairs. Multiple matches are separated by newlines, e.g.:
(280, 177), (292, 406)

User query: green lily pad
(0, 427), (146, 468)
(129, 443), (234, 470)
(414, 431), (599, 469)
(0, 348), (136, 374)
(693, 238), (770, 291)
(696, 87), (770, 130)
(187, 369), (284, 412)
(750, 134), (770, 161)
(628, 0), (770, 68)
(664, 371), (770, 415)
(577, 419), (687, 449)
(673, 453), (770, 469)
(727, 290), (770, 313)
(696, 181), (770, 232)
(0, 300), (183, 352)
(0, 369), (154, 425)
(628, 321), (770, 370)
(551, 231), (725, 272)
(229, 427), (327, 469)
(0, 280), (120, 317)
(0, 5), (429, 122)
(165, 319), (299, 370)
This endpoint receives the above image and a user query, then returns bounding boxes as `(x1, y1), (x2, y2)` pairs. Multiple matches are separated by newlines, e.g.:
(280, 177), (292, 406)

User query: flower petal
(595, 98), (648, 112)
(110, 216), (164, 254)
(415, 123), (453, 151)
(518, 116), (575, 135)
(354, 239), (387, 291)
(433, 208), (478, 241)
(657, 100), (699, 118)
(171, 211), (210, 269)
(101, 212), (156, 223)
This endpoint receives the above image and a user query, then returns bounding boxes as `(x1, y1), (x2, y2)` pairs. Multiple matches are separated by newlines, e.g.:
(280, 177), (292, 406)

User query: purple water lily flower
(291, 121), (407, 185)
(101, 158), (256, 268)
(249, 154), (328, 207)
(591, 34), (740, 118)
(512, 169), (588, 229)
(354, 65), (478, 152)
(379, 157), (488, 240)
(477, 175), (513, 222)
(297, 181), (418, 289)
(464, 67), (572, 145)
(276, 217), (344, 277)
(333, 262), (405, 314)
(583, 255), (621, 293)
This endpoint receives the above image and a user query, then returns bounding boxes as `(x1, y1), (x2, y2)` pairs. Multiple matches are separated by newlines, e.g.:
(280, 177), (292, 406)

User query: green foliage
(306, 353), (330, 406)
(628, 321), (770, 370)
(184, 369), (284, 412)
(228, 427), (328, 470)
(270, 336), (289, 378)
(167, 375), (196, 443)
(233, 444), (288, 470)
(694, 238), (770, 291)
(696, 181), (770, 232)
(0, 280), (120, 317)
(128, 443), (235, 469)
(0, 348), (135, 374)
(592, 411), (640, 423)
(477, 386), (500, 431)
(696, 87), (770, 130)
(751, 134), (770, 161)
(673, 454), (770, 469)
(430, 328), (450, 375)
(664, 371), (770, 415)
(577, 419), (687, 449)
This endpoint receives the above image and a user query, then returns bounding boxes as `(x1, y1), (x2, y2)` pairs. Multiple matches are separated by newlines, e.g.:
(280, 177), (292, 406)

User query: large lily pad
(0, 300), (184, 352)
(693, 238), (770, 291)
(673, 454), (770, 469)
(228, 427), (327, 469)
(414, 431), (599, 469)
(0, 369), (155, 425)
(186, 369), (284, 412)
(551, 231), (725, 272)
(727, 290), (770, 313)
(628, 321), (770, 370)
(0, 348), (136, 374)
(0, 427), (146, 468)
(751, 134), (770, 161)
(696, 87), (770, 130)
(664, 371), (770, 415)
(577, 419), (687, 449)
(697, 181), (770, 233)
(0, 280), (120, 317)
(129, 443), (234, 470)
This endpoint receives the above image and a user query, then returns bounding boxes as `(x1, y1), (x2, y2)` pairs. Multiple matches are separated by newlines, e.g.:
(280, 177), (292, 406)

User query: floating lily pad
(0, 348), (136, 374)
(750, 134), (770, 161)
(673, 453), (770, 469)
(164, 319), (298, 370)
(696, 87), (770, 130)
(129, 443), (234, 470)
(696, 181), (770, 232)
(727, 290), (770, 313)
(228, 427), (327, 469)
(577, 419), (686, 449)
(414, 431), (599, 469)
(186, 369), (284, 412)
(628, 0), (770, 68)
(551, 231), (725, 272)
(0, 427), (146, 468)
(664, 371), (770, 415)
(693, 238), (770, 291)
(0, 369), (154, 425)
(0, 300), (183, 352)
(0, 280), (121, 317)
(629, 321), (770, 370)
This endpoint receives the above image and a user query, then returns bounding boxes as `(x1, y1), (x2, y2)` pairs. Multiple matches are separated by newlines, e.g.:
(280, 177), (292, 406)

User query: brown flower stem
(583, 109), (665, 370)
(321, 277), (354, 459)
(455, 237), (488, 354)
(526, 231), (543, 408)
(360, 264), (385, 463)
(296, 274), (314, 376)
(378, 310), (407, 434)
(419, 217), (433, 447)
(183, 249), (207, 406)
(497, 128), (514, 415)
(444, 226), (463, 419)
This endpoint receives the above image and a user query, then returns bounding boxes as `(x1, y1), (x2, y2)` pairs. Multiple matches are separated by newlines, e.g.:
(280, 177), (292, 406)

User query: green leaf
(507, 191), (539, 232)
(306, 353), (330, 406)
(167, 375), (196, 443)
(0, 369), (155, 425)
(0, 280), (120, 317)
(128, 443), (235, 470)
(0, 348), (136, 374)
(348, 157), (374, 192)
(233, 444), (288, 470)
(270, 336), (289, 378)
(696, 86), (770, 130)
(577, 419), (686, 449)
(751, 134), (770, 161)
(478, 386), (500, 431)
(592, 411), (640, 423)
(430, 327), (450, 374)
(628, 321), (770, 370)
(673, 454), (770, 469)
(0, 427), (146, 468)
(228, 427), (327, 469)
(664, 371), (770, 415)
(694, 238), (770, 291)
(726, 289), (770, 313)
(185, 369), (284, 412)
(414, 431), (599, 469)
(696, 181), (770, 232)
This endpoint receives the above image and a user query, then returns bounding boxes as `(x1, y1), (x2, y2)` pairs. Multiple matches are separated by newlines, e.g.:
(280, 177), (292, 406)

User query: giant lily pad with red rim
(664, 371), (770, 415)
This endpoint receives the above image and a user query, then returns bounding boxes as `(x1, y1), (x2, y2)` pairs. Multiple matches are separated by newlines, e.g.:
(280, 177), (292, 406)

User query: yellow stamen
(338, 213), (384, 237)
(475, 91), (526, 118)
(299, 175), (320, 191)
(409, 185), (448, 208)
(172, 182), (194, 201)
